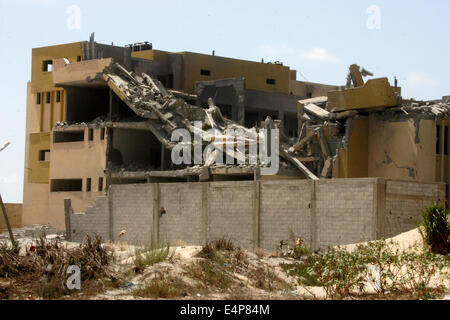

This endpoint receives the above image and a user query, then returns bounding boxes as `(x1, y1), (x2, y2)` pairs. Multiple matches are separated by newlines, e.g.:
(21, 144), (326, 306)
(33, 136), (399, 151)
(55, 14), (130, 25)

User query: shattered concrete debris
(285, 88), (450, 180)
(389, 101), (450, 119)
(101, 62), (300, 176)
(0, 225), (65, 241)
(103, 63), (258, 154)
(55, 114), (145, 129)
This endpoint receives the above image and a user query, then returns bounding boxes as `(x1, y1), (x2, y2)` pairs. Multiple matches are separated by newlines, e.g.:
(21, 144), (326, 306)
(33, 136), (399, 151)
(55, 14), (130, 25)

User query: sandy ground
(1, 225), (448, 300)
(342, 228), (424, 252)
(94, 228), (448, 300)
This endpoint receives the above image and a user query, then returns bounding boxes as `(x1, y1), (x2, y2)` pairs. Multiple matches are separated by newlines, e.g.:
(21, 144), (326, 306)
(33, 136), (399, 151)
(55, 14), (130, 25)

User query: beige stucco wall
(23, 83), (50, 226)
(23, 81), (107, 228)
(48, 127), (107, 228)
(368, 115), (436, 182)
(180, 52), (292, 94)
(0, 204), (22, 230)
(290, 80), (340, 97)
(31, 42), (83, 94)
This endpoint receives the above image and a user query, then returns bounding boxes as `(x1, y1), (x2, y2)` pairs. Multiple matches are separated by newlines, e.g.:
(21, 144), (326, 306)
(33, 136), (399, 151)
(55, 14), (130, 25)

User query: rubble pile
(102, 62), (292, 172)
(55, 114), (146, 129)
(389, 101), (450, 119)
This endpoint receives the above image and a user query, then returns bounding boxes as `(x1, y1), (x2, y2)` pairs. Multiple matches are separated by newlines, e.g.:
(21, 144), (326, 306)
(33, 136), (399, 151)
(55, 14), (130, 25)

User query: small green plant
(281, 259), (322, 287)
(134, 243), (174, 273)
(418, 204), (450, 255)
(282, 239), (449, 300)
(311, 247), (367, 299)
(354, 239), (402, 295)
(397, 243), (448, 299)
(282, 247), (367, 299)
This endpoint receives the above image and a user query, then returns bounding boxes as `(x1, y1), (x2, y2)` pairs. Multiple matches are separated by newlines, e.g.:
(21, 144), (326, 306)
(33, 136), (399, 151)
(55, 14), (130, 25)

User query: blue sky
(0, 0), (449, 203)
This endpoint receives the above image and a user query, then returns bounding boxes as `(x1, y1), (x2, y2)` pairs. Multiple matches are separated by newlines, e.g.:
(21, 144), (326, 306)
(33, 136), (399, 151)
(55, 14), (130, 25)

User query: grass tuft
(418, 204), (450, 255)
(133, 243), (174, 274)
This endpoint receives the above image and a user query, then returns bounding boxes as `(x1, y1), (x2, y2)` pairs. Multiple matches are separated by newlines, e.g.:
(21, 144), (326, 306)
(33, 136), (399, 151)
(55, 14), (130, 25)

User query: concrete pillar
(64, 199), (72, 242)
(297, 102), (305, 140)
(278, 110), (285, 123)
(310, 180), (318, 251)
(237, 93), (245, 125)
(373, 178), (386, 240)
(201, 182), (208, 245)
(109, 89), (119, 120)
(108, 187), (114, 242)
(152, 184), (160, 244)
(253, 180), (261, 249)
(161, 144), (166, 170)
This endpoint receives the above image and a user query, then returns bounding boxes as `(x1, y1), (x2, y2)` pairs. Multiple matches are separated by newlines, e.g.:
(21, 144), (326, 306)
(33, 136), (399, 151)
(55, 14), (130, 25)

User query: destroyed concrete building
(24, 35), (339, 228)
(22, 36), (449, 250)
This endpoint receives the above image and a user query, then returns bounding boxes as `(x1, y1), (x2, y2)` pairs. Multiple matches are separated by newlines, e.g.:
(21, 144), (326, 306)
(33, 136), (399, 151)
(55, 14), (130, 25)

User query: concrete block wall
(71, 196), (109, 242)
(110, 184), (154, 244)
(260, 180), (312, 251)
(384, 180), (445, 238)
(68, 178), (444, 250)
(316, 179), (376, 249)
(159, 183), (202, 246)
(206, 181), (255, 248)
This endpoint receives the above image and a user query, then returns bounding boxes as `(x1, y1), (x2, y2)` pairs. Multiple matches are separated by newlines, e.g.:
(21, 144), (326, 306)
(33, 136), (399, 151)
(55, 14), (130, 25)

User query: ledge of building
(52, 57), (112, 88)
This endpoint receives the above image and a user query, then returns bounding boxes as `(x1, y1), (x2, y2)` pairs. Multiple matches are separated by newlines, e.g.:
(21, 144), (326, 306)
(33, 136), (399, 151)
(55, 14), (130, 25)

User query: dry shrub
(213, 237), (235, 251)
(191, 238), (291, 295)
(133, 272), (191, 299)
(184, 259), (232, 291)
(248, 265), (291, 292)
(0, 233), (115, 299)
(196, 242), (220, 261)
(197, 237), (235, 262)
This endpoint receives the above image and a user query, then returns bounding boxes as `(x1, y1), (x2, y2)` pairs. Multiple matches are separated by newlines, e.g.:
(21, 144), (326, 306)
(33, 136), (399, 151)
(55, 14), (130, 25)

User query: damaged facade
(23, 36), (449, 249)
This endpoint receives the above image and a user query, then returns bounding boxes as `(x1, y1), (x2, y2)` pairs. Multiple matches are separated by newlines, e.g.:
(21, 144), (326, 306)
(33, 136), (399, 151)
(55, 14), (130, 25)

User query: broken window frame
(200, 69), (211, 76)
(98, 177), (104, 192)
(56, 91), (61, 103)
(42, 60), (53, 72)
(88, 128), (94, 141)
(437, 125), (441, 155)
(53, 130), (85, 143)
(50, 179), (83, 192)
(38, 149), (50, 162)
(86, 178), (91, 192)
(266, 78), (276, 85)
(445, 126), (449, 156)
